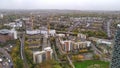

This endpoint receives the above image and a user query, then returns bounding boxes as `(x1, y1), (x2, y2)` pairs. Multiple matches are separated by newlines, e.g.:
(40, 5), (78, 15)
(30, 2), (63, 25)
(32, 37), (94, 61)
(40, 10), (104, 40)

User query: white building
(33, 51), (46, 63)
(26, 29), (56, 36)
(74, 41), (91, 49)
(0, 14), (3, 19)
(56, 34), (65, 37)
(77, 33), (87, 40)
(10, 28), (17, 39)
(33, 47), (53, 63)
(60, 40), (91, 52)
(97, 39), (112, 45)
(44, 47), (53, 60)
(26, 29), (40, 35)
(4, 21), (22, 28)
(97, 39), (112, 47)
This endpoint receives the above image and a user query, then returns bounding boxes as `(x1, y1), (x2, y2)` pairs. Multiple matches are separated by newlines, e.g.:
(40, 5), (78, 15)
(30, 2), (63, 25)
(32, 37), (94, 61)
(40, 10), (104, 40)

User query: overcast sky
(0, 0), (120, 10)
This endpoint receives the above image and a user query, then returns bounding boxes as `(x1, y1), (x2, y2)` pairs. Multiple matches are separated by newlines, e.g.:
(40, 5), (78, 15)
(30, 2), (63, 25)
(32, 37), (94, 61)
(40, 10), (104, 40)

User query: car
(8, 59), (11, 63)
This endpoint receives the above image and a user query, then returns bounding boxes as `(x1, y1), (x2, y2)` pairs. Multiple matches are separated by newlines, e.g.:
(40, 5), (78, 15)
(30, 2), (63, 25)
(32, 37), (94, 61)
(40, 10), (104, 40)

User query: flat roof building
(33, 47), (53, 64)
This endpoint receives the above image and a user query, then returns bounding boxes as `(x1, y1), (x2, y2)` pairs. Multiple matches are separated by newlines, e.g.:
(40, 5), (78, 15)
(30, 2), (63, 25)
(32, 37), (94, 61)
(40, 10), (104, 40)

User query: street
(19, 33), (29, 68)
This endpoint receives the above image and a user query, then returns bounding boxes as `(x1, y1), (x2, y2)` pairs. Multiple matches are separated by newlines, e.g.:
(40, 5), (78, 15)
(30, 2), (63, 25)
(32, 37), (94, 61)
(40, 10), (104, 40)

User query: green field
(74, 60), (109, 68)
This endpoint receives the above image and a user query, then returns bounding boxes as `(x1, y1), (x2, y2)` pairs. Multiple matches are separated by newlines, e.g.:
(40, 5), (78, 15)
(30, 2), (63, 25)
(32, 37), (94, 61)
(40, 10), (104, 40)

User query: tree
(53, 65), (62, 68)
(10, 40), (23, 68)
(93, 54), (100, 60)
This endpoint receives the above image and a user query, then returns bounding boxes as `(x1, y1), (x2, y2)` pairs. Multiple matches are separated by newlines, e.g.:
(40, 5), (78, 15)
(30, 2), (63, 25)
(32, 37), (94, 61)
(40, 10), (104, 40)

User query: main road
(91, 43), (103, 55)
(42, 36), (49, 50)
(91, 43), (110, 61)
(55, 37), (75, 68)
(68, 21), (81, 32)
(19, 33), (29, 68)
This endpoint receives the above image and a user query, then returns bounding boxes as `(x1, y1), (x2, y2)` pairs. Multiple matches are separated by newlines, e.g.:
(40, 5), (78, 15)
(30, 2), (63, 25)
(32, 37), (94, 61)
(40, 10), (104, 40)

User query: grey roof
(0, 29), (10, 34)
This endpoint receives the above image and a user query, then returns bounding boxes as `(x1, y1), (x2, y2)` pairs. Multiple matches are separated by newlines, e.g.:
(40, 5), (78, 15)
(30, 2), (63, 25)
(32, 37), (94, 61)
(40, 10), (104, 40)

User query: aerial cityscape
(0, 0), (120, 68)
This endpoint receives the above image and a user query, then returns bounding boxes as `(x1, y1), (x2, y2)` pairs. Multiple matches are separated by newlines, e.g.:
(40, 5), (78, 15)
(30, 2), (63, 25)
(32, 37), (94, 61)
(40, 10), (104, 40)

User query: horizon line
(0, 8), (120, 11)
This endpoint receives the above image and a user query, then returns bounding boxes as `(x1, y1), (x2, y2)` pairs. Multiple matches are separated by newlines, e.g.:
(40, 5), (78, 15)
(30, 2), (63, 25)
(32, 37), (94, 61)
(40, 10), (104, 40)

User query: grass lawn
(74, 60), (109, 68)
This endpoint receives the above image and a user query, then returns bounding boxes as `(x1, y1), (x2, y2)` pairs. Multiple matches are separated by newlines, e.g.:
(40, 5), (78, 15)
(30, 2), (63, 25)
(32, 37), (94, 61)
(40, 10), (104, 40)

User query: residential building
(88, 37), (99, 42)
(61, 40), (73, 52)
(4, 21), (22, 28)
(60, 40), (91, 52)
(73, 41), (91, 50)
(0, 14), (3, 19)
(77, 33), (87, 41)
(10, 28), (17, 39)
(33, 47), (53, 63)
(44, 47), (53, 60)
(33, 51), (46, 63)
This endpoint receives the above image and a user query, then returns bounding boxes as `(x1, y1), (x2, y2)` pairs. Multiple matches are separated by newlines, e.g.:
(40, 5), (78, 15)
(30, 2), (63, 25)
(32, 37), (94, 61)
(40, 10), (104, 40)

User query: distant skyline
(0, 0), (120, 10)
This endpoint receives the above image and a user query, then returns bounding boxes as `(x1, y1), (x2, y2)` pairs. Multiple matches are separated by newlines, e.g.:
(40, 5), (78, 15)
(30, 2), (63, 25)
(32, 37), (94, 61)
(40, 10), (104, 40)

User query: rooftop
(117, 24), (120, 28)
(0, 29), (10, 34)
